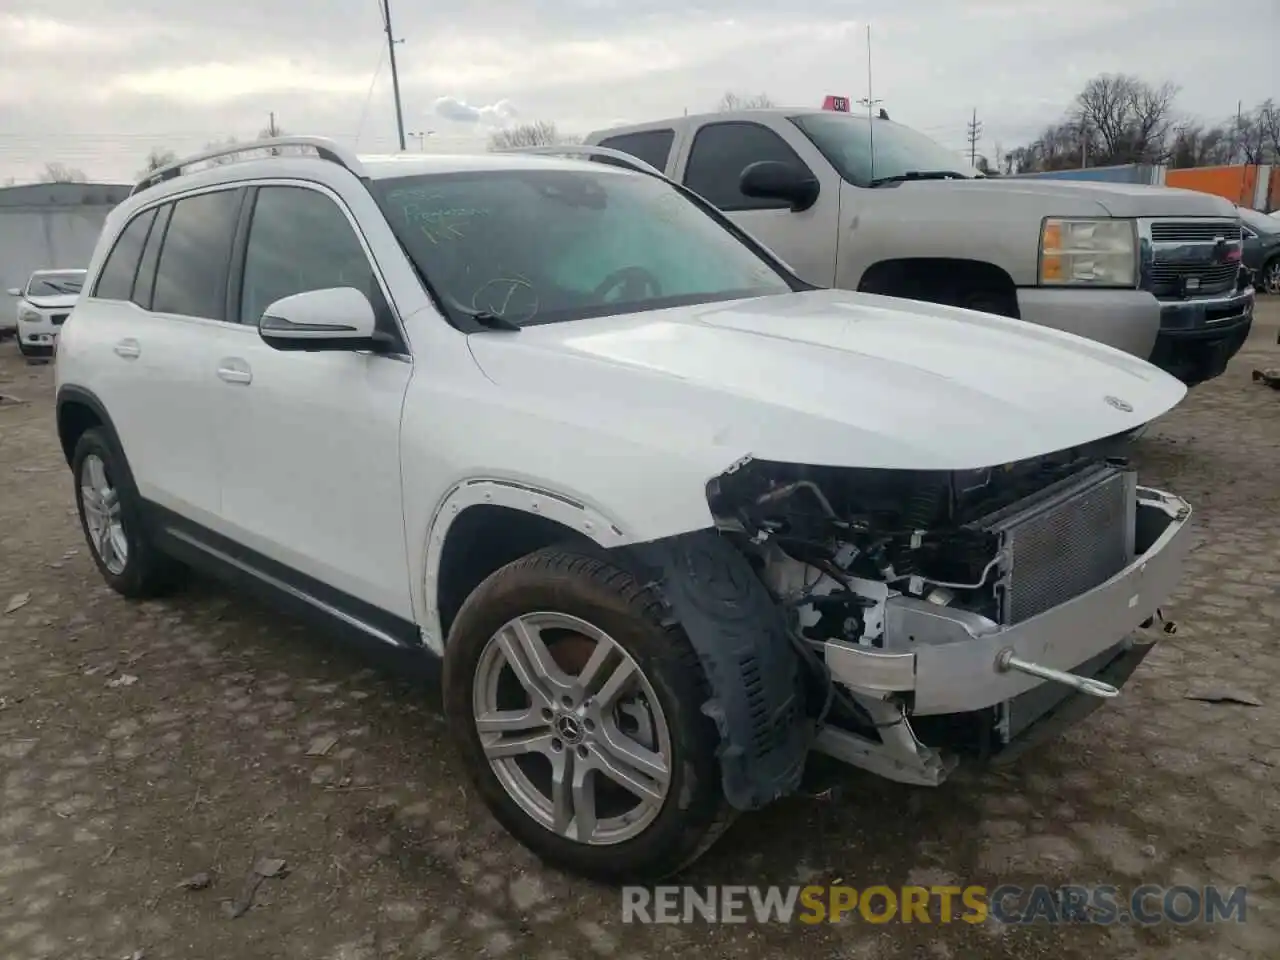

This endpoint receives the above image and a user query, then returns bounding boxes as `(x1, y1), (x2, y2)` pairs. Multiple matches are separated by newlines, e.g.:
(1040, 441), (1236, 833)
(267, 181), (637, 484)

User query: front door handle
(113, 338), (141, 359)
(216, 358), (252, 385)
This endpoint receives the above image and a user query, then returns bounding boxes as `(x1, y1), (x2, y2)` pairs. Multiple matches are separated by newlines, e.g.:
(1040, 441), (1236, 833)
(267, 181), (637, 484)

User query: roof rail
(497, 144), (664, 178)
(130, 136), (366, 197)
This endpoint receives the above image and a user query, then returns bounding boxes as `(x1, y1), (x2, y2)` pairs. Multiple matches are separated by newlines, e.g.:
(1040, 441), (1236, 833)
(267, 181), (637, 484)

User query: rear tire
(443, 546), (734, 882)
(71, 427), (185, 599)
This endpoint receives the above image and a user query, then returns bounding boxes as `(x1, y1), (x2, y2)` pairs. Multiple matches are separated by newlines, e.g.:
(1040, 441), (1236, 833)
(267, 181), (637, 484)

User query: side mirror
(6, 287), (21, 297)
(258, 287), (380, 352)
(740, 161), (820, 212)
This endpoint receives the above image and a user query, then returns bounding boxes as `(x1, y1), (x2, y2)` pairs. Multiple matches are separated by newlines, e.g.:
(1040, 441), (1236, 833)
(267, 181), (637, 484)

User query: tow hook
(994, 648), (1119, 699)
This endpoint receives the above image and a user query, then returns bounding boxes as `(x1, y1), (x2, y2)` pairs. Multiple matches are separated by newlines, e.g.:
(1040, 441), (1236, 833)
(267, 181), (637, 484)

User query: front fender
(415, 476), (639, 653)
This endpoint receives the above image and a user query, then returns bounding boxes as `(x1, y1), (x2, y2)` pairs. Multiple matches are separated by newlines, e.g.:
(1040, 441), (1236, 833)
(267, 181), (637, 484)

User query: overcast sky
(0, 0), (1275, 183)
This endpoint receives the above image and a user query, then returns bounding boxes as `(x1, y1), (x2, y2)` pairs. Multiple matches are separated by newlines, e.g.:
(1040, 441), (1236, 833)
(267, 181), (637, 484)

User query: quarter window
(152, 189), (242, 321)
(238, 186), (387, 328)
(683, 122), (813, 212)
(598, 129), (676, 172)
(93, 208), (157, 301)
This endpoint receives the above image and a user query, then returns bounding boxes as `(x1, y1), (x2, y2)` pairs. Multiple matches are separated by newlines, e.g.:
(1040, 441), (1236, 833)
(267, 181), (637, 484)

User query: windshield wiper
(869, 170), (975, 187)
(459, 309), (522, 332)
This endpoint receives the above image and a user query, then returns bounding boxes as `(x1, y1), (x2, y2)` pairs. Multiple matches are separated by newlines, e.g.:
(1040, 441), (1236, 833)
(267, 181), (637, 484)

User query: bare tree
(137, 148), (179, 178)
(718, 92), (774, 111)
(1008, 73), (1184, 172)
(38, 162), (90, 183)
(1168, 123), (1235, 168)
(201, 137), (242, 165)
(1233, 99), (1279, 164)
(1074, 74), (1179, 165)
(487, 121), (579, 152)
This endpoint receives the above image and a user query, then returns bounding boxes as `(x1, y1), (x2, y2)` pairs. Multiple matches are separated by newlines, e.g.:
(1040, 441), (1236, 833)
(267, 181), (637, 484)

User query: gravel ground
(1, 302), (1278, 960)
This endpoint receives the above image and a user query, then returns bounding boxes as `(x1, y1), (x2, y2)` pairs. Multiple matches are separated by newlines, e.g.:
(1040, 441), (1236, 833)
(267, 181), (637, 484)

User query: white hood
(24, 293), (79, 310)
(467, 289), (1186, 472)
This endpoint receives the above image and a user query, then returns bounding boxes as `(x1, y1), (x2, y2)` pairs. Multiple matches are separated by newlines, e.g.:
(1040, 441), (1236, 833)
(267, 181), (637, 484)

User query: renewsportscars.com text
(621, 884), (1248, 925)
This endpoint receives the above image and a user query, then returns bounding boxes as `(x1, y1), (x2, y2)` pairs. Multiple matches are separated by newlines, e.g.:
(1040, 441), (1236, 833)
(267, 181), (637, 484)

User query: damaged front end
(660, 435), (1194, 803)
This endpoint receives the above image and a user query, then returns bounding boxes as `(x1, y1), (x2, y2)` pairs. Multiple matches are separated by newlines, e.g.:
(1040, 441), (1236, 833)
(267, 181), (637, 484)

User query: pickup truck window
(597, 129), (675, 171)
(791, 113), (978, 188)
(372, 168), (794, 328)
(684, 122), (814, 212)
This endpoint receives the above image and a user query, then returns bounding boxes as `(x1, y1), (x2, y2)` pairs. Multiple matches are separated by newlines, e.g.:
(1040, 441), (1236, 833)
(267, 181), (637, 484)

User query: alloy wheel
(80, 453), (129, 575)
(472, 611), (673, 845)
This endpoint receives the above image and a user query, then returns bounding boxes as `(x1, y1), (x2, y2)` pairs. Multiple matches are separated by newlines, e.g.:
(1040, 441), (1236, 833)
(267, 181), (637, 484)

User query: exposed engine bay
(707, 433), (1137, 652)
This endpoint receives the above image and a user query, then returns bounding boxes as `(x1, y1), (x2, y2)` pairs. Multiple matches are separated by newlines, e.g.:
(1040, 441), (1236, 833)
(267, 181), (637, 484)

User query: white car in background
(9, 269), (86, 360)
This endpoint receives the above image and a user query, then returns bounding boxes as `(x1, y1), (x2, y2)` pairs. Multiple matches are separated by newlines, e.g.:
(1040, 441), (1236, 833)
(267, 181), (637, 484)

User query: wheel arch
(422, 479), (632, 654)
(858, 256), (1020, 314)
(56, 385), (123, 468)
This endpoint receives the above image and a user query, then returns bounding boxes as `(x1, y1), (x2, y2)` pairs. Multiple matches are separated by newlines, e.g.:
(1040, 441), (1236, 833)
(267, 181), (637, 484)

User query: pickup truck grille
(1149, 221), (1241, 243)
(1148, 262), (1239, 296)
(1144, 218), (1244, 297)
(972, 465), (1136, 625)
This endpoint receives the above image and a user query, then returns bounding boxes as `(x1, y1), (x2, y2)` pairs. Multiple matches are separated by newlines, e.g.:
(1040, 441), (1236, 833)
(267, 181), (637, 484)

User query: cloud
(0, 0), (1274, 183)
(432, 97), (518, 126)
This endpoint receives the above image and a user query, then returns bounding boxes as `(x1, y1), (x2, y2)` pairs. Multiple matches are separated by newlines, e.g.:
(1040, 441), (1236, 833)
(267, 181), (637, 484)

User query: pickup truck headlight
(1038, 217), (1137, 287)
(18, 307), (42, 323)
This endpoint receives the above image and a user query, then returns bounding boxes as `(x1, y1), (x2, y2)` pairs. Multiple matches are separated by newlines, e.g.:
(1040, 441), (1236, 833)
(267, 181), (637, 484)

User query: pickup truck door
(673, 118), (841, 287)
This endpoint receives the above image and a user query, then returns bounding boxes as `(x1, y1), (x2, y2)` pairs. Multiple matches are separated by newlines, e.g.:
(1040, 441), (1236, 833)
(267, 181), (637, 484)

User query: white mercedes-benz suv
(55, 136), (1194, 882)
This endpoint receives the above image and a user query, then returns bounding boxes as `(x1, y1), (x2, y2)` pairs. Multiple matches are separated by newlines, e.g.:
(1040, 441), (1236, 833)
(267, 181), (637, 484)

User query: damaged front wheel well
(437, 504), (594, 636)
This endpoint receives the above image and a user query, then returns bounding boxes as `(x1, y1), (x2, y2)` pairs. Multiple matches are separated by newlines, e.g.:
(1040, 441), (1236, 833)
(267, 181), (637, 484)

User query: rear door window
(597, 129), (676, 172)
(131, 203), (172, 310)
(152, 189), (243, 321)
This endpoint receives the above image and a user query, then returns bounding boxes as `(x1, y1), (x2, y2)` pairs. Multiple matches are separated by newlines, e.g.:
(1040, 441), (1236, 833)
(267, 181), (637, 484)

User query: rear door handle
(113, 339), (141, 359)
(216, 358), (252, 385)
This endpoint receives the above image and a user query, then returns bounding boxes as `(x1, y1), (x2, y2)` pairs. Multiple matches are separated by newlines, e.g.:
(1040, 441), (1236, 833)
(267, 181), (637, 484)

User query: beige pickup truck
(585, 109), (1255, 386)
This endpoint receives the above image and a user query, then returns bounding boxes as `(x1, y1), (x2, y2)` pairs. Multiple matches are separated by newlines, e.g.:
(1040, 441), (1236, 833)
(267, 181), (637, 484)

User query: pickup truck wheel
(71, 427), (185, 599)
(443, 546), (734, 882)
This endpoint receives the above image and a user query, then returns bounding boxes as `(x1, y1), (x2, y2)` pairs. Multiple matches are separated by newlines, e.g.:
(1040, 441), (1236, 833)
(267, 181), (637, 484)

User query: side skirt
(140, 501), (439, 679)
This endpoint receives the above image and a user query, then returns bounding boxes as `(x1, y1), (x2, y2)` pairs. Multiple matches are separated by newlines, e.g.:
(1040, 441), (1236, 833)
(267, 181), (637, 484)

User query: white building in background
(0, 182), (130, 298)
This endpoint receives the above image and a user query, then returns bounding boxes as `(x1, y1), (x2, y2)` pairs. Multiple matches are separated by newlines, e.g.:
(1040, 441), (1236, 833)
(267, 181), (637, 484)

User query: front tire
(443, 546), (733, 882)
(71, 427), (184, 598)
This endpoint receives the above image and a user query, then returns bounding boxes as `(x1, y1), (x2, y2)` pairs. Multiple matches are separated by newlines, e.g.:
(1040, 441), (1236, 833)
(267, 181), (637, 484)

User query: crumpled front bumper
(822, 486), (1193, 716)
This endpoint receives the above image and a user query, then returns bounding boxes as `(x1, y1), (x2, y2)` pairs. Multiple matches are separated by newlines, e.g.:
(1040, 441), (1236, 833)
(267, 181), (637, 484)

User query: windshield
(371, 167), (796, 328)
(1240, 207), (1280, 235)
(27, 272), (84, 297)
(790, 113), (980, 187)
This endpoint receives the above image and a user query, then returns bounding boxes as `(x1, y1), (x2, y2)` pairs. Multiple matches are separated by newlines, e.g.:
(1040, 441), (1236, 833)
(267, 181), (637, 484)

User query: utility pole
(966, 108), (983, 167)
(380, 0), (407, 151)
(855, 24), (882, 181)
(1079, 116), (1089, 168)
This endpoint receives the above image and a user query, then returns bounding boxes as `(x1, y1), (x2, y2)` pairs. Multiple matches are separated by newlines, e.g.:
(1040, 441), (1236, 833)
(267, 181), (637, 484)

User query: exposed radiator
(971, 464), (1137, 625)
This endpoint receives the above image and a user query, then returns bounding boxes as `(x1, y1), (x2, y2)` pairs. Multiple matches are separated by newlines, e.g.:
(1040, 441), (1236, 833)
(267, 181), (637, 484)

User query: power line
(966, 108), (983, 167)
